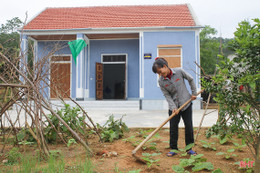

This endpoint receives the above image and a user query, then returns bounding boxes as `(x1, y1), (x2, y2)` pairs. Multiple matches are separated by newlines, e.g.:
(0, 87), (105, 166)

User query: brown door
(96, 62), (103, 100)
(50, 56), (71, 99)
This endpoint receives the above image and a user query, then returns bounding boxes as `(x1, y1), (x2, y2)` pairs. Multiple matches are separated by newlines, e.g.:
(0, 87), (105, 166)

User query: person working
(152, 58), (197, 156)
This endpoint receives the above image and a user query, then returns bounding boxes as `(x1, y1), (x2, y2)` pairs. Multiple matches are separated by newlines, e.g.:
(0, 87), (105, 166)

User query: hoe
(132, 90), (204, 163)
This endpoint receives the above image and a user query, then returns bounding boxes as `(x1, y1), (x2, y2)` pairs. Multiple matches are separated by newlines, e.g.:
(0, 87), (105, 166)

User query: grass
(0, 151), (94, 173)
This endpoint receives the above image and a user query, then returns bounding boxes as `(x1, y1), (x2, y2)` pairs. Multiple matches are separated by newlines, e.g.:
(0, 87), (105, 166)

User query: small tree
(203, 19), (260, 172)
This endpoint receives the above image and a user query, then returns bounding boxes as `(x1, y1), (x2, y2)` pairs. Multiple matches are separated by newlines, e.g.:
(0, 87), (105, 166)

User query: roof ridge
(45, 3), (188, 10)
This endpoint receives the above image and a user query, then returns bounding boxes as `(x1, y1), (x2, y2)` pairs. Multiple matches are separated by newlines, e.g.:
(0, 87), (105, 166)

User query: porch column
(76, 33), (85, 100)
(19, 34), (28, 83)
(139, 32), (144, 98)
(84, 35), (90, 99)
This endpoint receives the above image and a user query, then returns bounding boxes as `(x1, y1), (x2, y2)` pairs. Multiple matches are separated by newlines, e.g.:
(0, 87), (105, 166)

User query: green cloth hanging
(68, 39), (87, 65)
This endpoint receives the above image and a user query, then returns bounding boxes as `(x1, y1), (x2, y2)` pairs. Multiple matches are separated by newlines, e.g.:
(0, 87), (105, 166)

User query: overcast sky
(0, 0), (259, 38)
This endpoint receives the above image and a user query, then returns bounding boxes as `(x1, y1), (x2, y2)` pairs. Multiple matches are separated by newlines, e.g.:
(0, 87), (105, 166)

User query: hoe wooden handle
(132, 90), (204, 155)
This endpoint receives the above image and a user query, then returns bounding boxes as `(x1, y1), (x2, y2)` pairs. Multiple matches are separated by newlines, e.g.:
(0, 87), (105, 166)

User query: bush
(97, 115), (129, 142)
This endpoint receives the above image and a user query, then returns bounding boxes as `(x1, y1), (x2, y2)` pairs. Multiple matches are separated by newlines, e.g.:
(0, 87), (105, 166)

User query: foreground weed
(18, 155), (37, 173)
(43, 154), (65, 173)
(216, 148), (237, 160)
(232, 142), (246, 151)
(76, 156), (94, 173)
(171, 143), (194, 157)
(200, 140), (217, 151)
(114, 162), (141, 173)
(172, 154), (215, 172)
(67, 138), (77, 147)
(97, 115), (129, 142)
(5, 147), (22, 165)
(141, 153), (161, 168)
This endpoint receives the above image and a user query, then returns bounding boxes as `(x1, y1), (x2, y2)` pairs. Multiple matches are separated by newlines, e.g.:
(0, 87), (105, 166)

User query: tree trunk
(254, 136), (260, 173)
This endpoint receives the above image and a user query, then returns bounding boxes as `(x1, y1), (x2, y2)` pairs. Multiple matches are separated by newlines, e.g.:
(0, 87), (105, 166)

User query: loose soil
(0, 128), (254, 173)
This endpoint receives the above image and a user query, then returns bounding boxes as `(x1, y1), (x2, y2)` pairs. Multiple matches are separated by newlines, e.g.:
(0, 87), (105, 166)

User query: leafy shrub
(216, 148), (237, 160)
(141, 153), (161, 168)
(45, 104), (87, 143)
(98, 115), (129, 142)
(172, 154), (214, 173)
(6, 147), (22, 165)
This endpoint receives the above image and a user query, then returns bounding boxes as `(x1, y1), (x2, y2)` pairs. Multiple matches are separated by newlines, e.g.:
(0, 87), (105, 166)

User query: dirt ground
(0, 128), (254, 173)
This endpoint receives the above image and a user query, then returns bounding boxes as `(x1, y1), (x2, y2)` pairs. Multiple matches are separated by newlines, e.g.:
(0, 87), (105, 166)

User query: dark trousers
(168, 104), (194, 150)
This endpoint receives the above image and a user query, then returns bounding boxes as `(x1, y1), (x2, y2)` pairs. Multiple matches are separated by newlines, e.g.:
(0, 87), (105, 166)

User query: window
(157, 45), (182, 68)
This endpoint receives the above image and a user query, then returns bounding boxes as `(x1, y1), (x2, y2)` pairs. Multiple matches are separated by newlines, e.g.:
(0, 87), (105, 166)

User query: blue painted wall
(37, 41), (77, 98)
(142, 31), (197, 99)
(89, 39), (139, 99)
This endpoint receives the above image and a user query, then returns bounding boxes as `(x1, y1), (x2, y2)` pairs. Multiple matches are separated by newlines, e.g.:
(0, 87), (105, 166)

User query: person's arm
(180, 69), (197, 98)
(159, 83), (177, 111)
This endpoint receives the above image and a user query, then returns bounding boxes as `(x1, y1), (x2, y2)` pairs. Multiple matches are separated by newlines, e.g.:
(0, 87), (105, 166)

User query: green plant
(128, 170), (141, 173)
(137, 129), (153, 138)
(67, 138), (77, 147)
(216, 148), (237, 159)
(232, 142), (246, 151)
(17, 128), (36, 143)
(18, 140), (34, 153)
(202, 18), (260, 172)
(45, 104), (87, 143)
(98, 115), (129, 142)
(76, 156), (94, 173)
(6, 147), (22, 165)
(200, 140), (216, 151)
(114, 162), (141, 173)
(123, 133), (160, 151)
(172, 154), (214, 173)
(43, 153), (65, 173)
(171, 143), (195, 157)
(18, 155), (37, 173)
(212, 168), (224, 173)
(123, 135), (141, 147)
(141, 153), (161, 168)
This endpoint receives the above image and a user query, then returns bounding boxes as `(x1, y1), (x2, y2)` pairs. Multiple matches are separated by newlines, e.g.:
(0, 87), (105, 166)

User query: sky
(0, 0), (259, 38)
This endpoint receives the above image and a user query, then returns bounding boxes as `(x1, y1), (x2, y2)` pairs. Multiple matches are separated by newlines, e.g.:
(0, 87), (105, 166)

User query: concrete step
(51, 100), (140, 110)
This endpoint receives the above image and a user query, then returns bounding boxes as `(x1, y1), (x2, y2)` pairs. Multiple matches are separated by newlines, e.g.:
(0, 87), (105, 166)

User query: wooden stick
(194, 93), (211, 142)
(132, 90), (204, 156)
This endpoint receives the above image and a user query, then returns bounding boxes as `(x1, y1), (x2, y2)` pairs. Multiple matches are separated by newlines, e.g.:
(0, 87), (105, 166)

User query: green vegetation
(200, 140), (217, 151)
(1, 151), (94, 173)
(114, 162), (141, 173)
(216, 148), (237, 160)
(45, 104), (88, 143)
(97, 115), (129, 142)
(200, 26), (233, 75)
(203, 18), (260, 172)
(171, 143), (194, 157)
(123, 129), (161, 151)
(172, 154), (215, 173)
(141, 153), (161, 168)
(5, 147), (22, 165)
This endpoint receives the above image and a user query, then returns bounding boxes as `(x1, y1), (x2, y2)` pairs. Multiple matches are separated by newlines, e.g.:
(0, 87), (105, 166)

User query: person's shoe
(187, 150), (197, 156)
(166, 151), (178, 157)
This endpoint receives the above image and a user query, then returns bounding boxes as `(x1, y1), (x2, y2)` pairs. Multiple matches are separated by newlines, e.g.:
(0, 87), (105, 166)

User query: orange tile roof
(23, 4), (197, 30)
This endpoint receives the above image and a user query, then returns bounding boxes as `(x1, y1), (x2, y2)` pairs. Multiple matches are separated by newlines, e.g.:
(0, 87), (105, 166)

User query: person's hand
(191, 95), (197, 100)
(172, 109), (179, 115)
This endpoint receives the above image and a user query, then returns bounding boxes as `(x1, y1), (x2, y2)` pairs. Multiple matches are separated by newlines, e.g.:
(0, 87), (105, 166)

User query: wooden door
(50, 62), (71, 98)
(96, 62), (103, 100)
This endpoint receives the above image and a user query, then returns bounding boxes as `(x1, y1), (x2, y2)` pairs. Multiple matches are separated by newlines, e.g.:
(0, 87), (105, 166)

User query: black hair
(152, 58), (169, 73)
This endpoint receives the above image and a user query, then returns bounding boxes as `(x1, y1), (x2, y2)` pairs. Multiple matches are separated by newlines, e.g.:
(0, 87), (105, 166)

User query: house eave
(18, 26), (204, 35)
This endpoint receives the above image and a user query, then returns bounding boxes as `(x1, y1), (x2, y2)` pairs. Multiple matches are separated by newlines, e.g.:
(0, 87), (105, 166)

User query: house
(20, 4), (203, 110)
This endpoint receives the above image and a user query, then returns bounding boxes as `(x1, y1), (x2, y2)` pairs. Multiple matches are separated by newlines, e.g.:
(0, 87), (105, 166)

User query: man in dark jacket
(152, 58), (197, 156)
